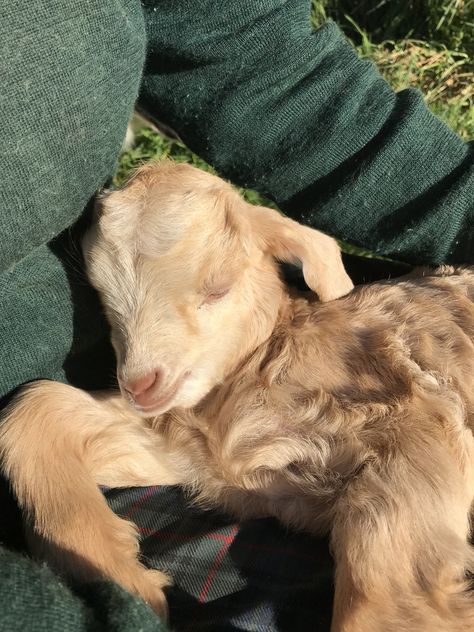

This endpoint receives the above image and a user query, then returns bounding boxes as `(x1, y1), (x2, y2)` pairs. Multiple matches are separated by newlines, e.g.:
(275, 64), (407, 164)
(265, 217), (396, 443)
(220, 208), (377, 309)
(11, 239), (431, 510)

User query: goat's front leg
(0, 381), (184, 618)
(330, 424), (474, 632)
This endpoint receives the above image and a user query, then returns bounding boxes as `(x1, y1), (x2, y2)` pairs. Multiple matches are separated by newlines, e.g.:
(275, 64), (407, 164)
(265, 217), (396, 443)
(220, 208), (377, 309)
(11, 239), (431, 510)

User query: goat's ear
(242, 202), (353, 301)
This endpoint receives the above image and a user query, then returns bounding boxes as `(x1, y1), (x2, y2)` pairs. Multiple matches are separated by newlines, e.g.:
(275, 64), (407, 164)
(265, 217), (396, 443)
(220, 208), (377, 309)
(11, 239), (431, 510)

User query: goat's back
(249, 265), (474, 430)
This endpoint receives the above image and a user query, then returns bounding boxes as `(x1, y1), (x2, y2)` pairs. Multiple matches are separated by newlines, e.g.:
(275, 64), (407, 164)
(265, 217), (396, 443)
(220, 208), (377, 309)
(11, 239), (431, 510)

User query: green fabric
(0, 547), (167, 632)
(0, 0), (473, 630)
(0, 2), (165, 630)
(0, 0), (145, 397)
(139, 0), (473, 265)
(1, 0), (145, 272)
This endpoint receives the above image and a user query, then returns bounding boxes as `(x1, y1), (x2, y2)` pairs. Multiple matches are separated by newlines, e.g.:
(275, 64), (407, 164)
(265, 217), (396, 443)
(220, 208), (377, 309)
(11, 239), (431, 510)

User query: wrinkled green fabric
(0, 2), (166, 630)
(0, 0), (146, 398)
(0, 547), (167, 632)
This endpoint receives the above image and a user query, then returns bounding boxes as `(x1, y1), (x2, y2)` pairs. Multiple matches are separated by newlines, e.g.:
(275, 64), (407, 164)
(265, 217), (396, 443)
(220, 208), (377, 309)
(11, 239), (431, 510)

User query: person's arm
(0, 546), (167, 632)
(138, 0), (473, 266)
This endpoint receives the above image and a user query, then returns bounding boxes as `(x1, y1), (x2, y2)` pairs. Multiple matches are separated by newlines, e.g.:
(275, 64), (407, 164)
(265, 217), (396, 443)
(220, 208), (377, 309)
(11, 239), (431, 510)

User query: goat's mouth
(130, 372), (190, 415)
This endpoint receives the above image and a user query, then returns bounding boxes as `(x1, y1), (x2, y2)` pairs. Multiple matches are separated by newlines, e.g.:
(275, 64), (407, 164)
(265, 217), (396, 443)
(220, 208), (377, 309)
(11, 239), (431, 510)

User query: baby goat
(1, 161), (473, 631)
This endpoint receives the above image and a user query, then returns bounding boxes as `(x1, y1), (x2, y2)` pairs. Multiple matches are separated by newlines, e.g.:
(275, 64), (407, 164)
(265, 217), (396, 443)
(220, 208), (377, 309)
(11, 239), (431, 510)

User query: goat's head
(84, 161), (352, 415)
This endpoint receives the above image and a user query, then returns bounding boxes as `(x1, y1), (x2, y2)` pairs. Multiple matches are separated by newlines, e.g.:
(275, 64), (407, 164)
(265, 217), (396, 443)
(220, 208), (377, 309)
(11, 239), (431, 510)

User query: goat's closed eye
(201, 287), (230, 306)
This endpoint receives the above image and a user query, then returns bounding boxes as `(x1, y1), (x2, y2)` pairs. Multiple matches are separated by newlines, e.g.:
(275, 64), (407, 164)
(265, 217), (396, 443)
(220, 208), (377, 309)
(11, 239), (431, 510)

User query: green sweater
(139, 0), (473, 265)
(0, 1), (472, 630)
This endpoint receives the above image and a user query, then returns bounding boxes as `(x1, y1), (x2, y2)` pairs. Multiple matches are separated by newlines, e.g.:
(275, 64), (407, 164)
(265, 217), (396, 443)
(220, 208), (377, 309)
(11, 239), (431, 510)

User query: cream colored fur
(1, 161), (473, 630)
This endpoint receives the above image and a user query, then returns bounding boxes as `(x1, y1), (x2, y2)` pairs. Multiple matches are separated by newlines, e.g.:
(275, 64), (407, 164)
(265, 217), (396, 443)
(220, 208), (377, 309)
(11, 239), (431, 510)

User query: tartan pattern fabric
(105, 486), (334, 631)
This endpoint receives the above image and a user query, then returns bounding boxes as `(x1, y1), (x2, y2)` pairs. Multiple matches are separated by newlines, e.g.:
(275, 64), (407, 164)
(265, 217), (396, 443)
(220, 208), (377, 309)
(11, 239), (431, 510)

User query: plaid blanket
(106, 486), (334, 631)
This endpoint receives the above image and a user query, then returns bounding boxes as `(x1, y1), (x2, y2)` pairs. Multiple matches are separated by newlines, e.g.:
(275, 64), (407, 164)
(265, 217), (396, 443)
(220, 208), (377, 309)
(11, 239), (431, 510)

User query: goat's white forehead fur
(85, 161), (251, 347)
(97, 162), (239, 258)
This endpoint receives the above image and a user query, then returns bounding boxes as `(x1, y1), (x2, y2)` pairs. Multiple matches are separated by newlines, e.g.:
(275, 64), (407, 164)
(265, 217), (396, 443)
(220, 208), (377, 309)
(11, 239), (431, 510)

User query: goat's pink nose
(122, 371), (160, 397)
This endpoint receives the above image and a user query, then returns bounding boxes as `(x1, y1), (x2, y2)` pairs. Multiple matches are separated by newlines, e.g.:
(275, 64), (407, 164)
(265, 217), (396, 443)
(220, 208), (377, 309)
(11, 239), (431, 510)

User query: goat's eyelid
(199, 286), (231, 306)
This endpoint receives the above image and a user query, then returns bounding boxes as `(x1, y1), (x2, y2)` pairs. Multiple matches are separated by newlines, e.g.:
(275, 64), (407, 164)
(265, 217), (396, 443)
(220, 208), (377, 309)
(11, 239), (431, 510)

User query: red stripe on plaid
(124, 486), (157, 519)
(197, 525), (238, 603)
(138, 526), (322, 562)
(139, 527), (234, 544)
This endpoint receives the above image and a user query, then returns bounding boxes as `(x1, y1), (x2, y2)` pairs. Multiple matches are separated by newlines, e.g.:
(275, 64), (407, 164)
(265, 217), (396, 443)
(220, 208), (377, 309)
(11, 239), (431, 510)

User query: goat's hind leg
(0, 381), (183, 617)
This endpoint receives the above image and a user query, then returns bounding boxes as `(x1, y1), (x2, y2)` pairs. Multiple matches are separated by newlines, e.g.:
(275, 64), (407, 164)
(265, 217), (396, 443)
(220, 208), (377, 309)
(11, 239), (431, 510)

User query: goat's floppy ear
(242, 203), (353, 301)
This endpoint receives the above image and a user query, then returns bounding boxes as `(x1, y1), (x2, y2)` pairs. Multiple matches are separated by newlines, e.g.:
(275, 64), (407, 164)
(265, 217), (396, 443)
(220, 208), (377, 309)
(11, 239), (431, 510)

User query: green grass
(312, 0), (474, 57)
(311, 1), (473, 140)
(114, 127), (278, 208)
(116, 1), (473, 260)
(115, 129), (214, 187)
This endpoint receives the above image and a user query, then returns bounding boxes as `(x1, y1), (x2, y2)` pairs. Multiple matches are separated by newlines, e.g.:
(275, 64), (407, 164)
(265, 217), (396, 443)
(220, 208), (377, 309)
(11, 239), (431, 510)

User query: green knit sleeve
(0, 547), (167, 632)
(138, 0), (473, 266)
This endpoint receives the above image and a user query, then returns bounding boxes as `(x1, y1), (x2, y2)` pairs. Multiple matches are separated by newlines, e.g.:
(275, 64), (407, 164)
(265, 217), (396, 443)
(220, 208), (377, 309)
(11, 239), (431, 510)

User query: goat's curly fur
(1, 161), (473, 630)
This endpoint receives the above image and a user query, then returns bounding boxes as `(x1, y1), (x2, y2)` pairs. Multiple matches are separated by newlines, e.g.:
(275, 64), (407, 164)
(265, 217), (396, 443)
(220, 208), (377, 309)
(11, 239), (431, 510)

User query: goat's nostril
(122, 371), (160, 396)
